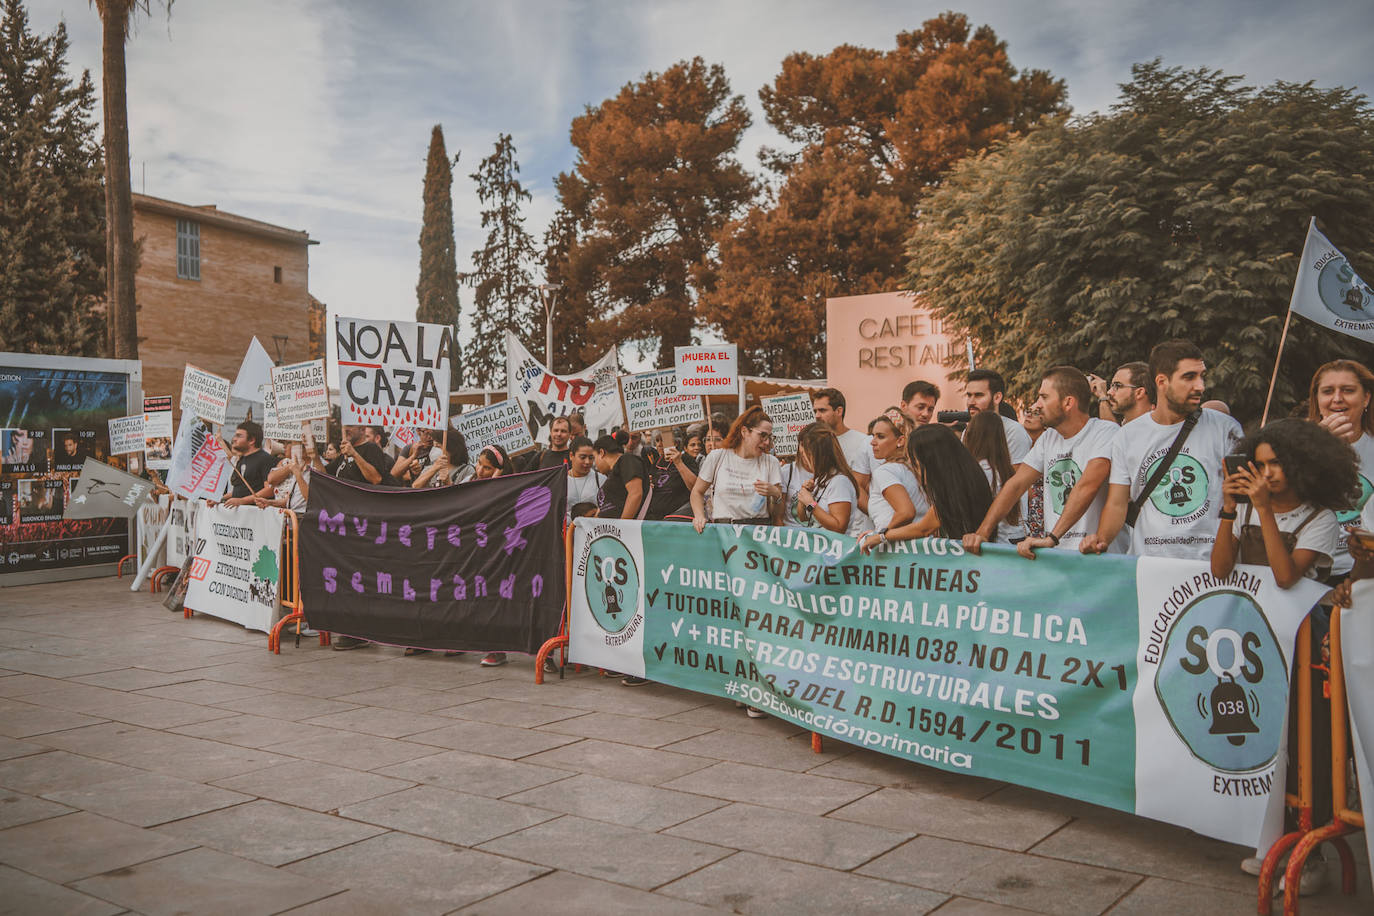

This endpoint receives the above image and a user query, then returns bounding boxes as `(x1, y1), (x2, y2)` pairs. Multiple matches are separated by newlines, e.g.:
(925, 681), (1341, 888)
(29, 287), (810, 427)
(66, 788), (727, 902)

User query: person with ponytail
(782, 423), (864, 536)
(594, 430), (650, 519)
(690, 406), (782, 531)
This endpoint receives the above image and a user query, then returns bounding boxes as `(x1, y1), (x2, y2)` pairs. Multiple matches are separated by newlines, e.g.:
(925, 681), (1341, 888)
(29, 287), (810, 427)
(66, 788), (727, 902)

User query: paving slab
(478, 814), (733, 889)
(451, 869), (723, 914)
(518, 738), (715, 786)
(0, 810), (195, 882)
(662, 761), (876, 814)
(135, 678), (276, 705)
(263, 730), (445, 770)
(405, 718), (582, 758)
(40, 721), (297, 781)
(155, 798), (386, 866)
(301, 705), (457, 738)
(0, 789), (74, 829)
(71, 668), (196, 691)
(0, 862), (125, 916)
(536, 711), (714, 748)
(374, 748), (571, 798)
(661, 728), (845, 772)
(212, 692), (365, 721)
(171, 713), (340, 749)
(72, 845), (341, 915)
(329, 684), (463, 712)
(287, 831), (549, 911)
(659, 849), (946, 915)
(211, 759), (415, 812)
(42, 770), (251, 827)
(666, 801), (911, 868)
(438, 696), (591, 728)
(830, 787), (1069, 851)
(506, 772), (726, 830)
(0, 697), (107, 736)
(338, 784), (558, 846)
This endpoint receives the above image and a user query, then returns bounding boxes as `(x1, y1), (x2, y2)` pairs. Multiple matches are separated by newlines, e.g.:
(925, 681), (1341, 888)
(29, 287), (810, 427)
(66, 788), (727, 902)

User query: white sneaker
(1240, 855), (1265, 877)
(1279, 851), (1329, 897)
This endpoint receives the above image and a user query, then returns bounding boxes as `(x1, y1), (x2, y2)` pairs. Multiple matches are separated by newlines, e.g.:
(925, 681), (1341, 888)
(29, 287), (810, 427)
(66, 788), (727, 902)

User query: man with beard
(963, 366), (1121, 557)
(1088, 362), (1153, 424)
(1081, 340), (1241, 559)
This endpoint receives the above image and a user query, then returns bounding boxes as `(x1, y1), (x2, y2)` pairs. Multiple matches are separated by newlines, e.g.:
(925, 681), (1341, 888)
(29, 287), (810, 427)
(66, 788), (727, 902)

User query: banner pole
(130, 510), (175, 591)
(1260, 310), (1294, 427)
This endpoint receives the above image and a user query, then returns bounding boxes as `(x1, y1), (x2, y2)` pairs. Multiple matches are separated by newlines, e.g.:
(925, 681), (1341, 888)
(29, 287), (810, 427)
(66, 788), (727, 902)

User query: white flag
(1288, 218), (1374, 343)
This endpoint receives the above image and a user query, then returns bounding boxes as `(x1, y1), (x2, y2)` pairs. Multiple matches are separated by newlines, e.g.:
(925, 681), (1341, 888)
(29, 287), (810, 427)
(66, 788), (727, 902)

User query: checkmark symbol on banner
(653, 643), (668, 660)
(661, 564), (675, 583)
(672, 618), (684, 636)
(647, 589), (660, 606)
(722, 545), (739, 563)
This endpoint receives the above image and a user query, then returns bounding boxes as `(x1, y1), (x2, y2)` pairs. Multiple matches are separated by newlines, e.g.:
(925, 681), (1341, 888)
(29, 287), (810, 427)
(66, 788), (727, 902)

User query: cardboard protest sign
(760, 392), (815, 457)
(269, 359), (329, 423)
(675, 345), (738, 396)
(107, 415), (145, 455)
(336, 317), (454, 429)
(64, 458), (154, 519)
(231, 337), (276, 402)
(137, 496), (169, 570)
(143, 396), (173, 471)
(260, 387), (302, 443)
(618, 368), (707, 433)
(181, 365), (231, 425)
(506, 332), (622, 444)
(166, 415), (230, 501)
(452, 400), (537, 457)
(184, 504), (284, 633)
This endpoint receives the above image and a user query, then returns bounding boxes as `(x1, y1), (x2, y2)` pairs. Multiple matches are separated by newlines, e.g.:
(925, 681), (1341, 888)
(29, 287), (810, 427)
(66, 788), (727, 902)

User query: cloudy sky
(28, 0), (1374, 369)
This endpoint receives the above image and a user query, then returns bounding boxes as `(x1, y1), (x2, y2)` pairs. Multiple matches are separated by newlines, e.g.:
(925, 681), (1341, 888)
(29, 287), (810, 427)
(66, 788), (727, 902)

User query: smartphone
(1223, 454), (1249, 504)
(1350, 528), (1374, 552)
(937, 410), (971, 424)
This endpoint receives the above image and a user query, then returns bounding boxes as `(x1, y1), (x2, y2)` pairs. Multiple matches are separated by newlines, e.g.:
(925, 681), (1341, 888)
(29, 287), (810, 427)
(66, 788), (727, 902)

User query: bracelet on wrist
(1218, 509), (1238, 520)
(1047, 532), (1061, 546)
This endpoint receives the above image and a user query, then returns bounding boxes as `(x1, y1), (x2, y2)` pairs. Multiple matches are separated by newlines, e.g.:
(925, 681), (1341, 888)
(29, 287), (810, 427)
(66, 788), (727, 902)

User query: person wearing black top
(643, 427), (699, 519)
(594, 432), (648, 519)
(335, 425), (395, 485)
(223, 421), (277, 506)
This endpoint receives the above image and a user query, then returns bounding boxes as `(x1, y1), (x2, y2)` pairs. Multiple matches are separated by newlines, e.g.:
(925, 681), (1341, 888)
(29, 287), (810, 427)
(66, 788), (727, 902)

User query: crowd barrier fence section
(117, 554), (136, 577)
(269, 510), (326, 653)
(535, 525), (575, 684)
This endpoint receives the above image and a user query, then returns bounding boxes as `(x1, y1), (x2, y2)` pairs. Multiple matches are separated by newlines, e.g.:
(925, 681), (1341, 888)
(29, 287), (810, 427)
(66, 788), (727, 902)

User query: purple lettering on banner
(320, 511), (346, 535)
(377, 572), (392, 595)
(324, 568), (338, 592)
(426, 526), (438, 550)
(475, 523), (487, 547)
(503, 486), (553, 554)
(531, 574), (543, 598)
(447, 525), (461, 547)
(403, 579), (416, 601)
(351, 571), (364, 593)
(352, 517), (368, 537)
(374, 521), (388, 544)
(474, 575), (488, 597)
(399, 524), (412, 547)
(499, 574), (516, 599)
(452, 575), (466, 600)
(430, 578), (442, 601)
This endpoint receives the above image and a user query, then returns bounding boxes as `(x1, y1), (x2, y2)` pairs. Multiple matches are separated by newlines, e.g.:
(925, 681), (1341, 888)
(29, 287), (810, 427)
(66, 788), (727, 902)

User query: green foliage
(0, 0), (106, 355)
(466, 133), (537, 387)
(905, 61), (1374, 419)
(251, 544), (276, 583)
(415, 124), (462, 389)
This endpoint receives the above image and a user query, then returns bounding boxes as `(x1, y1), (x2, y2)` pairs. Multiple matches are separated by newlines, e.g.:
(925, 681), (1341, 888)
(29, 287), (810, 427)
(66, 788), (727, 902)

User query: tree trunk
(100, 0), (138, 359)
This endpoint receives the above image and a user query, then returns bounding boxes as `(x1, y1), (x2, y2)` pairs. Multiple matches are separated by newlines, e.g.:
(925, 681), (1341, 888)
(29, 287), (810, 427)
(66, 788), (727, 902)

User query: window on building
(176, 219), (200, 280)
(273, 266), (282, 284)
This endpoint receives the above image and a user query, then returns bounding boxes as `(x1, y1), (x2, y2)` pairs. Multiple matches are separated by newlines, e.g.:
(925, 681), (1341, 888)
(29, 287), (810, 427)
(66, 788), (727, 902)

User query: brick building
(132, 193), (318, 409)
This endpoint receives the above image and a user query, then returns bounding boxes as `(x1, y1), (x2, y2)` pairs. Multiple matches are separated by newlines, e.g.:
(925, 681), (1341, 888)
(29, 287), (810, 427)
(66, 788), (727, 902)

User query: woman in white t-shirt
(1307, 359), (1374, 578)
(1211, 419), (1355, 588)
(863, 415), (921, 533)
(963, 411), (1026, 543)
(691, 406), (782, 531)
(780, 423), (865, 537)
(565, 436), (604, 520)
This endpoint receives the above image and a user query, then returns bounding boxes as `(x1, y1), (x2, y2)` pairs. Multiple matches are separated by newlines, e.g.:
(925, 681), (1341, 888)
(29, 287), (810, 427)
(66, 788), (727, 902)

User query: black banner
(300, 467), (567, 652)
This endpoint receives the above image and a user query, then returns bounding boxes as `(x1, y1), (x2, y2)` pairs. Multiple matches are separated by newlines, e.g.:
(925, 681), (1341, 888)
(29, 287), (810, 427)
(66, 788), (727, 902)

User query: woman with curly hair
(1210, 418), (1358, 588)
(1306, 359), (1374, 578)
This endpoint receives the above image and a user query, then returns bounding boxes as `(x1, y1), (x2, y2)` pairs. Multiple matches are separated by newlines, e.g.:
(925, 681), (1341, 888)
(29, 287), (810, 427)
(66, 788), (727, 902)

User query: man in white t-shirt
(1081, 340), (1242, 559)
(1088, 361), (1154, 425)
(812, 388), (874, 527)
(963, 366), (1118, 556)
(965, 368), (1032, 465)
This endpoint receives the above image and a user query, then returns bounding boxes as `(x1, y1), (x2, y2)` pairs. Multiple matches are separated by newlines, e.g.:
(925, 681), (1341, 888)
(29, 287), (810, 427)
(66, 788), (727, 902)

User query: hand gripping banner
(299, 467), (567, 652)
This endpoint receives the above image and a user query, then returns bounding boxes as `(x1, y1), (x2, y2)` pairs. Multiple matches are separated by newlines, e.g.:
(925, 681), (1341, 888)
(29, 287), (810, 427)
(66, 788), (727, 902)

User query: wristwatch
(878, 527), (889, 544)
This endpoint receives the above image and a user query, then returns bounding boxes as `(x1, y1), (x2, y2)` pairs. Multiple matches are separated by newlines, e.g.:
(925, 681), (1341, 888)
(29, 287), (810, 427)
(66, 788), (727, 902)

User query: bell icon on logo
(1207, 675), (1259, 746)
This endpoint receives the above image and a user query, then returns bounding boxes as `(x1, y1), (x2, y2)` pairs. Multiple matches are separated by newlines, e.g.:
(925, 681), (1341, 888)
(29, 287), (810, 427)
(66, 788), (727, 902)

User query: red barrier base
(149, 566), (179, 593)
(1280, 825), (1358, 915)
(117, 554), (136, 577)
(535, 635), (569, 685)
(267, 613), (329, 653)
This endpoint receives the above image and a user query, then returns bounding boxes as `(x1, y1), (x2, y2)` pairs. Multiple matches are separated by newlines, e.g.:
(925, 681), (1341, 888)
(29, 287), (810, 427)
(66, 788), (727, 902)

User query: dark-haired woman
(594, 432), (649, 519)
(860, 425), (992, 551)
(963, 411), (1025, 543)
(781, 423), (863, 536)
(473, 444), (509, 480)
(412, 432), (475, 488)
(643, 427), (699, 520)
(690, 406), (782, 531)
(1307, 359), (1374, 580)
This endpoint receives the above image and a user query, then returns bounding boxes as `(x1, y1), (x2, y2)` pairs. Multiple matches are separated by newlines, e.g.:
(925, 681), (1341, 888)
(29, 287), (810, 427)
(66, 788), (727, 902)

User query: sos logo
(583, 535), (640, 634)
(1154, 590), (1287, 772)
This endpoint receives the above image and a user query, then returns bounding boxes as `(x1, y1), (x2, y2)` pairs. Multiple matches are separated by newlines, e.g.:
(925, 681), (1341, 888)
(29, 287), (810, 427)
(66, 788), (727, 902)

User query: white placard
(618, 368), (706, 432)
(143, 396), (173, 471)
(506, 331), (622, 444)
(270, 359), (330, 423)
(675, 345), (738, 396)
(452, 400), (536, 457)
(166, 415), (230, 501)
(231, 337), (276, 402)
(759, 392), (815, 457)
(260, 387), (301, 442)
(180, 364), (231, 425)
(107, 415), (145, 456)
(183, 504), (285, 633)
(336, 317), (453, 429)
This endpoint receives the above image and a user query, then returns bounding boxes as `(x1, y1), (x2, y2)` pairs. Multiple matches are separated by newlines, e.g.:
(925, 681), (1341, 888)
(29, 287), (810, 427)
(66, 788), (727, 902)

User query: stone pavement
(0, 577), (1368, 915)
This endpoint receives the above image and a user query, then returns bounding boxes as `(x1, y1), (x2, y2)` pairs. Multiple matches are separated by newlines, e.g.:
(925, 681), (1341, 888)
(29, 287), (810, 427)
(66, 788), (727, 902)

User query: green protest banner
(568, 519), (1326, 848)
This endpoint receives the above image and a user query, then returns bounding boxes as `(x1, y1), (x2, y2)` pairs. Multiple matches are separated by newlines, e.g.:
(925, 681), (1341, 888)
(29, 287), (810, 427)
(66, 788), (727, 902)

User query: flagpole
(1260, 310), (1295, 427)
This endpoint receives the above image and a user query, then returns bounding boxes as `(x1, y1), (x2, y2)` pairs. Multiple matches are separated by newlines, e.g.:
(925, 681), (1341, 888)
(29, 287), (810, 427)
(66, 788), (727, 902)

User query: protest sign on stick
(166, 415), (230, 501)
(231, 337), (276, 403)
(180, 365), (231, 425)
(107, 415), (145, 456)
(336, 317), (453, 429)
(143, 396), (173, 470)
(759, 392), (815, 457)
(506, 331), (622, 444)
(269, 359), (329, 424)
(675, 345), (738, 397)
(618, 368), (706, 433)
(452, 400), (537, 456)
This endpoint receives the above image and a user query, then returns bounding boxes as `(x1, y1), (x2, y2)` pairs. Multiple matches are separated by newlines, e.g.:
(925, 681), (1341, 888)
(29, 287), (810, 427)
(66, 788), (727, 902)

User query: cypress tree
(415, 124), (462, 389)
(0, 0), (106, 355)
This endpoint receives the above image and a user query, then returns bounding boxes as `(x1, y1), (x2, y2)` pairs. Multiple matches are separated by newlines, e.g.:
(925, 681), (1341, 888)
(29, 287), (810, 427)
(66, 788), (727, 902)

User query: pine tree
(466, 133), (538, 387)
(0, 0), (106, 355)
(415, 124), (462, 389)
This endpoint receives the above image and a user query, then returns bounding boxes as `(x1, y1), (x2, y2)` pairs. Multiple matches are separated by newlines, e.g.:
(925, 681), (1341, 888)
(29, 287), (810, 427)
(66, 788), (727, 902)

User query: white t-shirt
(781, 465), (865, 537)
(868, 461), (928, 532)
(979, 460), (1027, 543)
(1331, 432), (1374, 575)
(1024, 418), (1118, 551)
(1235, 503), (1340, 580)
(275, 467), (309, 513)
(1001, 414), (1032, 465)
(698, 448), (782, 521)
(567, 471), (604, 518)
(1109, 408), (1242, 559)
(835, 428), (875, 530)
